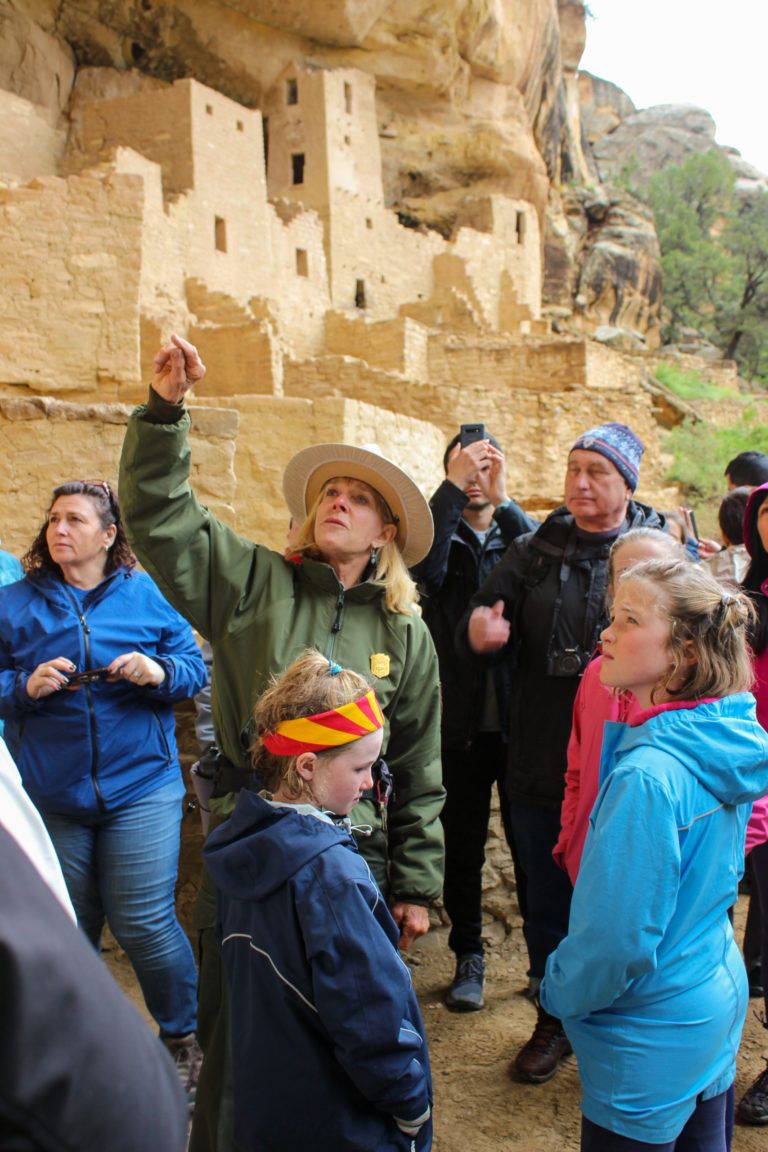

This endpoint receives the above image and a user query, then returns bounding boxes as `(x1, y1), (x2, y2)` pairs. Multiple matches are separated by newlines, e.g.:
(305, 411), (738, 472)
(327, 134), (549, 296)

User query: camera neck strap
(547, 525), (602, 657)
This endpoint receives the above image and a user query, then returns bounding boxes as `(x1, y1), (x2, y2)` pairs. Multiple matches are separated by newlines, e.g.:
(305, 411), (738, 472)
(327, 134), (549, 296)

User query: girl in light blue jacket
(542, 558), (768, 1152)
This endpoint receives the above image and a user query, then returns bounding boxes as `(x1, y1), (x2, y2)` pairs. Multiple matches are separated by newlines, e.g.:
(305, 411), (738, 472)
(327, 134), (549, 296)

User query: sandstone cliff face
(581, 81), (768, 197)
(543, 186), (661, 349)
(5, 0), (597, 226)
(577, 71), (635, 146)
(592, 103), (720, 188)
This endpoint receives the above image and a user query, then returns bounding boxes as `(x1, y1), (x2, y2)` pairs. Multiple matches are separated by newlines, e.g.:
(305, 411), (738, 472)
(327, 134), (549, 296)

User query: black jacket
(0, 826), (187, 1152)
(412, 480), (536, 749)
(457, 500), (664, 808)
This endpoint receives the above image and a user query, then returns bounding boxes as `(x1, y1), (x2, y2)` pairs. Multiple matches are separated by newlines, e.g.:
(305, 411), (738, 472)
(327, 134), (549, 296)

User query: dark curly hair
(23, 481), (136, 578)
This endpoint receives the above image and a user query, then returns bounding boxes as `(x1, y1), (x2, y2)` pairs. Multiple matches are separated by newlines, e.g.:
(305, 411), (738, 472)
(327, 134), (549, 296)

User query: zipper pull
(331, 592), (344, 633)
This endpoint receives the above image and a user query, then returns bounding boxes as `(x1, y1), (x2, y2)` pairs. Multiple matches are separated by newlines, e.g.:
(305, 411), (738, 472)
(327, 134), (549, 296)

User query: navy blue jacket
(204, 792), (433, 1152)
(0, 567), (206, 815)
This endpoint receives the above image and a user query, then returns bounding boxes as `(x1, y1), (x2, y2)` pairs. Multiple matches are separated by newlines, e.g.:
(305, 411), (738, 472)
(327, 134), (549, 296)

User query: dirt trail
(105, 894), (768, 1151)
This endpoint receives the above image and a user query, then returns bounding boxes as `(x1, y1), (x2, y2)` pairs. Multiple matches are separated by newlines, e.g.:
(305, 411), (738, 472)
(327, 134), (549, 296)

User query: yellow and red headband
(262, 690), (384, 756)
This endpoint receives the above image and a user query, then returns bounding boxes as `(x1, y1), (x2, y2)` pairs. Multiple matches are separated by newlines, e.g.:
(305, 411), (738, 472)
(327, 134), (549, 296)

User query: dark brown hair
(23, 481), (136, 577)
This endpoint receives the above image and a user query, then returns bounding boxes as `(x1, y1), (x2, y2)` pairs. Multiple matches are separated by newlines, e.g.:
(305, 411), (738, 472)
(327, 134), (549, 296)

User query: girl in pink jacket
(553, 528), (687, 884)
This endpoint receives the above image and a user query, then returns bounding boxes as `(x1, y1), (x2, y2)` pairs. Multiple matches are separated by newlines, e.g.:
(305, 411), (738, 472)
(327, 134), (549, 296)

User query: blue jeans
(43, 776), (197, 1037)
(581, 1086), (733, 1152)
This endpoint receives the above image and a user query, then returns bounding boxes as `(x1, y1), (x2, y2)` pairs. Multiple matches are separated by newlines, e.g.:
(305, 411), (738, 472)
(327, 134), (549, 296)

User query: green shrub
(664, 408), (768, 512)
(654, 362), (735, 402)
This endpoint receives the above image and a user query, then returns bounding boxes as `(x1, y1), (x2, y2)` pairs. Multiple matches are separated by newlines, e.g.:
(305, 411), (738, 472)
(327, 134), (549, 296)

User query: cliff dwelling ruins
(0, 52), (680, 553)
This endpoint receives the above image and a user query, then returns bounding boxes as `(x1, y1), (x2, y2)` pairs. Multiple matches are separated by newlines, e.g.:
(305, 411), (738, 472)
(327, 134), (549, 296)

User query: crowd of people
(3, 331), (768, 1151)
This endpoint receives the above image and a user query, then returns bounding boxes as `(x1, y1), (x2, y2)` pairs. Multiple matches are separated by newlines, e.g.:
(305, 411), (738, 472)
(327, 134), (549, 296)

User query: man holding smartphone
(412, 427), (535, 1010)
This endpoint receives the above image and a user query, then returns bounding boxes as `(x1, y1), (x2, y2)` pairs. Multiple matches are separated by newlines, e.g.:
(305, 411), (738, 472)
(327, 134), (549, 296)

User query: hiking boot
(739, 1061), (768, 1125)
(514, 1004), (571, 1083)
(163, 1032), (203, 1113)
(445, 953), (485, 1012)
(748, 964), (764, 998)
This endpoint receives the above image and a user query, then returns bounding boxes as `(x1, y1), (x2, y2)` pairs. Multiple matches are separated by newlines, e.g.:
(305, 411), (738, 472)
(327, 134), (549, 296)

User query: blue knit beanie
(570, 423), (644, 491)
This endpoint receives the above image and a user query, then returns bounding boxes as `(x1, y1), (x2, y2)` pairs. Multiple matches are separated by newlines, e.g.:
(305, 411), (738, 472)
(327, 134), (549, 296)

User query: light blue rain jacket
(542, 693), (768, 1142)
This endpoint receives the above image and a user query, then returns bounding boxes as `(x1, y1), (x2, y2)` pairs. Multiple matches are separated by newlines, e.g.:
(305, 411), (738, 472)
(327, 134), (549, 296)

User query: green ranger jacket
(119, 404), (445, 911)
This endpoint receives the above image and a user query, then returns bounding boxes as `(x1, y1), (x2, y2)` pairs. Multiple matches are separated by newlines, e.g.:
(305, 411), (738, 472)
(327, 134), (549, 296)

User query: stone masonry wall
(281, 349), (674, 511)
(192, 393), (446, 546)
(0, 172), (143, 398)
(0, 397), (238, 559)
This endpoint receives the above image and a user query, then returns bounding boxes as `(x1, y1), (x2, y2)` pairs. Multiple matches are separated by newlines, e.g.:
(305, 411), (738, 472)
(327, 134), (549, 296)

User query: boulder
(592, 103), (718, 187)
(577, 70), (635, 142)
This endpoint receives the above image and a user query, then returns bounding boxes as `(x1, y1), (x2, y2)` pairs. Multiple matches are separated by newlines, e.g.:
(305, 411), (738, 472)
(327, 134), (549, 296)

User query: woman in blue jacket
(541, 558), (768, 1151)
(0, 480), (207, 1093)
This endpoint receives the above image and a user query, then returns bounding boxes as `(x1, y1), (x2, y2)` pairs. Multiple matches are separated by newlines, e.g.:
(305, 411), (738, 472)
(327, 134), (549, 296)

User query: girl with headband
(541, 560), (768, 1151)
(203, 650), (432, 1152)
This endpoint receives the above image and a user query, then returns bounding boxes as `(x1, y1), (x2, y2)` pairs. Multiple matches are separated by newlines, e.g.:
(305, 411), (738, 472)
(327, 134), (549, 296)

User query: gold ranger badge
(370, 653), (390, 678)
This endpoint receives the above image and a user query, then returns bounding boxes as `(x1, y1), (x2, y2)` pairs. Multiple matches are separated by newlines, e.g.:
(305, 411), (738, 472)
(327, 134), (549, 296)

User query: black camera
(546, 646), (590, 678)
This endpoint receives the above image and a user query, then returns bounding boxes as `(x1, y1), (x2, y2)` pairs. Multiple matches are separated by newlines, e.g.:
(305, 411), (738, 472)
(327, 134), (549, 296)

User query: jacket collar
(26, 565), (130, 608)
(293, 554), (386, 603)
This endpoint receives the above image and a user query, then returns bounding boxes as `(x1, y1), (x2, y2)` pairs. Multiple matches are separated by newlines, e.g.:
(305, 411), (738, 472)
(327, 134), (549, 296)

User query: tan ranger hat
(283, 443), (433, 567)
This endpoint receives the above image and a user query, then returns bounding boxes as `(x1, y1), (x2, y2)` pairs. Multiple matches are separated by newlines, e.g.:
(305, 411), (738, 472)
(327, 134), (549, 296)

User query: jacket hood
(744, 482), (768, 560)
(204, 791), (356, 901)
(602, 694), (768, 806)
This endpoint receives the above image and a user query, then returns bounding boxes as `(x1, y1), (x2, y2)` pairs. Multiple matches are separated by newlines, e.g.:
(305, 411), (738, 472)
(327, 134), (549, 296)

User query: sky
(578, 2), (768, 176)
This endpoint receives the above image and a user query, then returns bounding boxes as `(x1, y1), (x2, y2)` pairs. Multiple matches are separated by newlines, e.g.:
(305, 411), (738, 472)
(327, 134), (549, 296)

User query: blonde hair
(251, 650), (373, 800)
(290, 480), (419, 615)
(618, 558), (754, 703)
(607, 527), (689, 590)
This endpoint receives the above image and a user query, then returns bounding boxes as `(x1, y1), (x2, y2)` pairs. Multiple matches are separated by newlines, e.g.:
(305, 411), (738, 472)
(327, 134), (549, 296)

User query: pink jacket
(746, 644), (768, 854)
(553, 656), (639, 885)
(554, 653), (768, 883)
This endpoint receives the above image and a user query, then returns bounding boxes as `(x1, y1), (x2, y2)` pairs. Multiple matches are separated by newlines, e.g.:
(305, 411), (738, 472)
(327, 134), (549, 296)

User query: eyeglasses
(77, 480), (114, 505)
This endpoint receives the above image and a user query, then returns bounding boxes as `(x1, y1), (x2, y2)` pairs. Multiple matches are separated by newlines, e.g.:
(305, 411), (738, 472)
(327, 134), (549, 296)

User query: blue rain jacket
(541, 693), (768, 1142)
(204, 791), (433, 1152)
(0, 546), (22, 587)
(0, 567), (206, 815)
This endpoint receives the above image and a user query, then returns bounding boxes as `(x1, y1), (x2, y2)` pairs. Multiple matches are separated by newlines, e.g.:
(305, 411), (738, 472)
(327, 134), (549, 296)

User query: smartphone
(67, 668), (112, 684)
(688, 509), (700, 540)
(460, 423), (485, 448)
